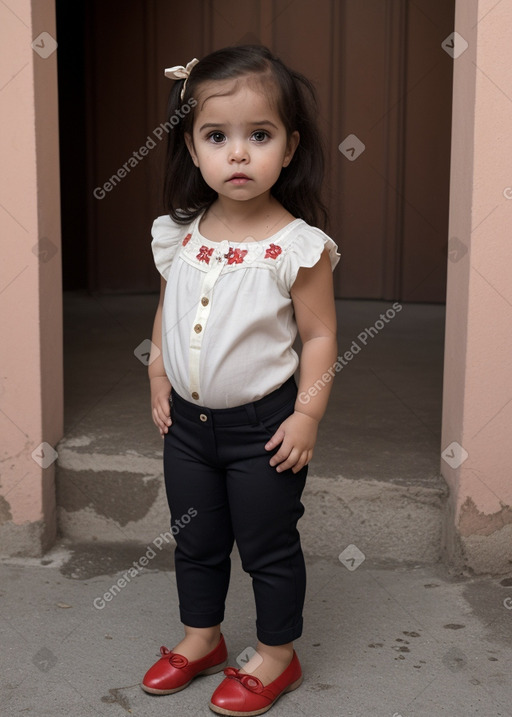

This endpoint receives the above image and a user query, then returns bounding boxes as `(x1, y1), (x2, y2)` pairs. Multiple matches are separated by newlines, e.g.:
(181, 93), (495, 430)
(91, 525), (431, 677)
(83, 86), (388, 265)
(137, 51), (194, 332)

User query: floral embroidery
(265, 243), (282, 259)
(182, 233), (191, 246)
(224, 248), (248, 265)
(197, 245), (214, 263)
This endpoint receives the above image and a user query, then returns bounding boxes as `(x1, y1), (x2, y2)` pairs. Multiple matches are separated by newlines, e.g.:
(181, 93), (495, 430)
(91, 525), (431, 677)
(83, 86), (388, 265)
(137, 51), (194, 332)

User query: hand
(150, 376), (172, 437)
(264, 411), (318, 473)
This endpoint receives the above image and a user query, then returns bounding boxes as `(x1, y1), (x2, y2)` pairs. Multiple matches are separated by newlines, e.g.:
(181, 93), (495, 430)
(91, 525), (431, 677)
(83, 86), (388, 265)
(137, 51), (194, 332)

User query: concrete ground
(1, 542), (512, 716)
(4, 292), (511, 715)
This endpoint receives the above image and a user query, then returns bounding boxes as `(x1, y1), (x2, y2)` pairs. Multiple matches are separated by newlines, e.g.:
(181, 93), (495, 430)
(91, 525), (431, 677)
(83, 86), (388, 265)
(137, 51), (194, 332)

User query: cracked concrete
(57, 468), (161, 526)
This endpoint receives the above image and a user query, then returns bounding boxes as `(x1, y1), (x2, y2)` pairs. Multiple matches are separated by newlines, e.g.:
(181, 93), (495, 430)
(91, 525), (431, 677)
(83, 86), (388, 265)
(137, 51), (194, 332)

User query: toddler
(141, 44), (340, 716)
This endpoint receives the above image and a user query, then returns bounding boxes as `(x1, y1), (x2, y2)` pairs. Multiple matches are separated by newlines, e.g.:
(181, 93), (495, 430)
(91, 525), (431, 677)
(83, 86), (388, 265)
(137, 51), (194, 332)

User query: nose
(228, 140), (249, 163)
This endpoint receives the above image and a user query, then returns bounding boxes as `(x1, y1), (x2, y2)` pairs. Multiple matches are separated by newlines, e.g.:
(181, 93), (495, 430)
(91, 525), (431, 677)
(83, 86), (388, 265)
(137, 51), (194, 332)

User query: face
(184, 80), (299, 205)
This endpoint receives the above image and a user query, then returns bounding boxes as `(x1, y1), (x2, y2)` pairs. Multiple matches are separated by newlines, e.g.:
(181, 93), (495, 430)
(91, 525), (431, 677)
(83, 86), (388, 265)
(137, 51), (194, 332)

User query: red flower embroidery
(197, 245), (214, 263)
(265, 243), (282, 259)
(224, 248), (248, 265)
(182, 233), (191, 246)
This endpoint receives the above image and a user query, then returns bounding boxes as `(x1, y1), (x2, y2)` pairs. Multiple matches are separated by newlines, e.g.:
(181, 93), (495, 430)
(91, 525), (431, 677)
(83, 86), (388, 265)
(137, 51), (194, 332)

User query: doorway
(57, 0), (455, 300)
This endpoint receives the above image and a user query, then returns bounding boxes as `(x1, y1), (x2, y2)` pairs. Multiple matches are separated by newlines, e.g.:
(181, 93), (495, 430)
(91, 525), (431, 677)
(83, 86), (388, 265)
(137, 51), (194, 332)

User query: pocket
(257, 404), (293, 439)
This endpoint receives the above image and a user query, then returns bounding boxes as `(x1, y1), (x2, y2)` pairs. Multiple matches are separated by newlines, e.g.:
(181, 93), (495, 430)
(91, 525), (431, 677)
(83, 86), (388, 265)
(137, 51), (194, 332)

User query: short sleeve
(151, 214), (189, 280)
(278, 227), (341, 294)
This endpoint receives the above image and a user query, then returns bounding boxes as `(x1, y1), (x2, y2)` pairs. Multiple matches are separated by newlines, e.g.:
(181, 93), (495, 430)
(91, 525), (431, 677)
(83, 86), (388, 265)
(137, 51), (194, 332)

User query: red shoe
(209, 651), (303, 716)
(141, 633), (228, 695)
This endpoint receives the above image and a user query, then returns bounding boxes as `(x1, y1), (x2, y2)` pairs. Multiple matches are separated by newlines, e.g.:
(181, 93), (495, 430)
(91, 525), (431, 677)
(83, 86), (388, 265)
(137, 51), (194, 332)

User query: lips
(228, 173), (251, 181)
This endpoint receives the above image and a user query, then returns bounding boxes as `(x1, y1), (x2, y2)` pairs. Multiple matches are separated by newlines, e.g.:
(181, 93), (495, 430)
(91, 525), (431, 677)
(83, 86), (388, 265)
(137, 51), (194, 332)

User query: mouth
(227, 173), (251, 183)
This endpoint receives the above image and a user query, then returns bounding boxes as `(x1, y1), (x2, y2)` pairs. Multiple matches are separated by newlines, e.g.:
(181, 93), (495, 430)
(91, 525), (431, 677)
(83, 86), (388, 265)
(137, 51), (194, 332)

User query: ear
(283, 130), (300, 167)
(184, 132), (199, 167)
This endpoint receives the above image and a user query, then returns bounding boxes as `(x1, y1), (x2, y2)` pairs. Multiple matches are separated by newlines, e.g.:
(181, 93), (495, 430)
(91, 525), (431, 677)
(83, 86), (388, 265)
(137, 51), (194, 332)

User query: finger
(274, 447), (309, 474)
(275, 457), (298, 472)
(264, 428), (284, 450)
(157, 398), (172, 420)
(291, 451), (311, 473)
(270, 445), (298, 472)
(159, 409), (172, 427)
(153, 406), (170, 433)
(152, 407), (161, 429)
(158, 398), (171, 420)
(268, 445), (289, 467)
(159, 418), (171, 433)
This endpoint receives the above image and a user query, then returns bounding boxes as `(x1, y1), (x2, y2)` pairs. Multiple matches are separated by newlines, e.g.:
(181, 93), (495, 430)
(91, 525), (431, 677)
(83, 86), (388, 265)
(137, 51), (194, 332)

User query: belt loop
(244, 401), (259, 426)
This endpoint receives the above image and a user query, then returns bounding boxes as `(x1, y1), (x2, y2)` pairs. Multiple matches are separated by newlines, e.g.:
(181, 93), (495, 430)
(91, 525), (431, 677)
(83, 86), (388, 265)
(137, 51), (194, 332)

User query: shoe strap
(159, 646), (189, 668)
(223, 667), (264, 693)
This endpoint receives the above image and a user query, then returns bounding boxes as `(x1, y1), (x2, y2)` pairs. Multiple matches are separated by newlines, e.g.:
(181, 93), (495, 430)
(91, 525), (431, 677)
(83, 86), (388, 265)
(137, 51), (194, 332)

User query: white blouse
(151, 209), (341, 408)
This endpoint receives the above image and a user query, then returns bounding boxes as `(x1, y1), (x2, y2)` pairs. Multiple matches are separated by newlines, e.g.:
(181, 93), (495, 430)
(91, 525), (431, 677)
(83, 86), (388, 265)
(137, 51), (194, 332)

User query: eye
(252, 130), (270, 142)
(206, 132), (225, 144)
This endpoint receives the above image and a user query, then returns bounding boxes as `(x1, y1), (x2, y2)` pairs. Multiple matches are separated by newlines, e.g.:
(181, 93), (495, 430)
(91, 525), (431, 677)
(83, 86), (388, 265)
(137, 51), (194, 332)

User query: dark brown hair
(162, 44), (328, 229)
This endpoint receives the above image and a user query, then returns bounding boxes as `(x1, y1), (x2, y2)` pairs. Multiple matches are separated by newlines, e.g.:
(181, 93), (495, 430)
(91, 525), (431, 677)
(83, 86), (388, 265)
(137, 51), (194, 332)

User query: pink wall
(0, 0), (62, 554)
(441, 0), (512, 573)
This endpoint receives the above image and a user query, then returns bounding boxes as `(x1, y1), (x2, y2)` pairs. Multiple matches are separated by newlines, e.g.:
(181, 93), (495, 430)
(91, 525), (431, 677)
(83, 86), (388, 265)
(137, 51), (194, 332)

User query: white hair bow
(164, 58), (200, 100)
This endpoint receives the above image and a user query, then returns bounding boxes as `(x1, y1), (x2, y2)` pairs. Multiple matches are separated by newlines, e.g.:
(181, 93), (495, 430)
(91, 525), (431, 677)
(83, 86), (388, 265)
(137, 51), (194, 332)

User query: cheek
(195, 151), (222, 180)
(259, 155), (285, 177)
(201, 152), (219, 172)
(259, 143), (288, 168)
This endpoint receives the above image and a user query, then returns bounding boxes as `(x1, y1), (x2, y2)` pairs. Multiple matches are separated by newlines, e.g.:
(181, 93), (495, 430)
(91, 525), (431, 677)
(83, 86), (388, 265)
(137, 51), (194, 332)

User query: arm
(149, 275), (173, 437)
(291, 249), (338, 422)
(265, 249), (338, 472)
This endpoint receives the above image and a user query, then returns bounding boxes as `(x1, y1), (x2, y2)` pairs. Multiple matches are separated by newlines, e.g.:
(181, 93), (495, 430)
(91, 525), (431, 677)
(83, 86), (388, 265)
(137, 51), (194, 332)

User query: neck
(209, 193), (279, 226)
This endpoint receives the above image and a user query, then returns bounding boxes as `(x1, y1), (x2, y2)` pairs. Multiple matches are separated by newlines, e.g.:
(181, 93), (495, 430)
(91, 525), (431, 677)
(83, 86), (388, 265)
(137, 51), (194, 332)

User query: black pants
(164, 375), (308, 646)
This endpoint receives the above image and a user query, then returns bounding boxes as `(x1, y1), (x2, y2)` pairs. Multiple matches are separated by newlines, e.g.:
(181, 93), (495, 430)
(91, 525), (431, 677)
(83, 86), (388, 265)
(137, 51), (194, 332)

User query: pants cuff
(255, 617), (303, 646)
(179, 606), (225, 627)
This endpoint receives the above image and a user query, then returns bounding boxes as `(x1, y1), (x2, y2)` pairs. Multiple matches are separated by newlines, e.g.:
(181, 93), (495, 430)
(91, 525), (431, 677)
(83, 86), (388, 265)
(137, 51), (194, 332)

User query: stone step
(57, 293), (448, 563)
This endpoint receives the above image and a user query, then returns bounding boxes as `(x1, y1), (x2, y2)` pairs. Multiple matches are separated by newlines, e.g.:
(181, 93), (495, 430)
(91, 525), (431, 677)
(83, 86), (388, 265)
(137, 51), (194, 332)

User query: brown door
(74, 0), (454, 300)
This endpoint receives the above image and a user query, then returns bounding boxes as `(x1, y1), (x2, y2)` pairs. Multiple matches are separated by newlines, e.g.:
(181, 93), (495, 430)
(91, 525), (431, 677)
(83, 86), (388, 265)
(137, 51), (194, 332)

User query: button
(199, 413), (208, 422)
(201, 297), (209, 306)
(191, 392), (199, 399)
(194, 324), (202, 333)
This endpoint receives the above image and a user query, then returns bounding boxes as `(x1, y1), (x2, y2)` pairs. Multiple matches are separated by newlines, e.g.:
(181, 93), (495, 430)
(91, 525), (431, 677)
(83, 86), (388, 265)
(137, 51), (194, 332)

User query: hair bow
(164, 58), (200, 100)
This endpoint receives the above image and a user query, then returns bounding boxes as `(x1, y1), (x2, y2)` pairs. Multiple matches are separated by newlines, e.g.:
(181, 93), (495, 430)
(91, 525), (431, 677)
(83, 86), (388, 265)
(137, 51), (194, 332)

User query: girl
(141, 45), (340, 716)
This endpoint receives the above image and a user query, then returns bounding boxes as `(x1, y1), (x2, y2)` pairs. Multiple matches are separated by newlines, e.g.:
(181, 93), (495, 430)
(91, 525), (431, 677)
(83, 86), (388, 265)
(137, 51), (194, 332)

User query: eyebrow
(198, 120), (279, 132)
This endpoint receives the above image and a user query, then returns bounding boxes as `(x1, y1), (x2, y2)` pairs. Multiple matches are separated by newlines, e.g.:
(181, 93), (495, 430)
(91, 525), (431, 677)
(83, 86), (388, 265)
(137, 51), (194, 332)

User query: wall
(0, 0), (62, 555)
(441, 0), (512, 573)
